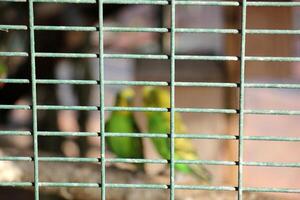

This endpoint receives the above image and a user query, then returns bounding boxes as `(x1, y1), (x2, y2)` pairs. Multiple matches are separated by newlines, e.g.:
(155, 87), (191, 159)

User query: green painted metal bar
(35, 25), (98, 32)
(6, 79), (300, 90)
(4, 0), (300, 7)
(0, 182), (33, 187)
(0, 156), (33, 161)
(238, 0), (247, 199)
(246, 56), (300, 62)
(0, 79), (30, 84)
(37, 131), (100, 136)
(105, 53), (169, 59)
(247, 29), (300, 35)
(0, 25), (27, 31)
(245, 135), (300, 142)
(175, 185), (236, 191)
(0, 105), (31, 110)
(3, 130), (300, 143)
(98, 0), (106, 198)
(3, 51), (300, 62)
(38, 157), (99, 162)
(243, 187), (300, 193)
(246, 1), (300, 7)
(3, 155), (300, 169)
(4, 104), (300, 117)
(0, 52), (28, 57)
(244, 110), (300, 115)
(2, 181), (300, 194)
(106, 183), (169, 189)
(105, 27), (169, 32)
(169, 0), (176, 199)
(39, 182), (100, 187)
(28, 0), (40, 199)
(176, 28), (239, 34)
(245, 83), (300, 89)
(0, 130), (32, 135)
(176, 55), (239, 61)
(3, 24), (300, 35)
(35, 52), (98, 58)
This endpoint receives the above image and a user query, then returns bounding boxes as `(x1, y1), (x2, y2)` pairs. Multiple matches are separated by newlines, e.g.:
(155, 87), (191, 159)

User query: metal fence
(0, 0), (300, 200)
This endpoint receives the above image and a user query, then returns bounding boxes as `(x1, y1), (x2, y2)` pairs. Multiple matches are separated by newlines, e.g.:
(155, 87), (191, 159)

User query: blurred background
(0, 1), (300, 199)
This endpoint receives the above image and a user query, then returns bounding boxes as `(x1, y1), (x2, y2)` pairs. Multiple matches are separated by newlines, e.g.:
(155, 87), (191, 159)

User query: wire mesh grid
(0, 0), (300, 200)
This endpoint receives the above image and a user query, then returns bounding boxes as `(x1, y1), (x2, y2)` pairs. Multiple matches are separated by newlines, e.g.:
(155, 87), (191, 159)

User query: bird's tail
(190, 164), (212, 183)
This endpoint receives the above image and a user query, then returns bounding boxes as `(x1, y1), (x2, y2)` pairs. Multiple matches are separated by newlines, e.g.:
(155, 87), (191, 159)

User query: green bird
(105, 88), (144, 169)
(0, 60), (7, 88)
(143, 86), (212, 182)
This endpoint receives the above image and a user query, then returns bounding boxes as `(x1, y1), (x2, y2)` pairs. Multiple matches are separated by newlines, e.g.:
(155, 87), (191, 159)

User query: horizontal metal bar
(176, 1), (239, 6)
(244, 162), (300, 168)
(0, 79), (30, 84)
(39, 182), (100, 188)
(105, 27), (168, 33)
(4, 79), (300, 90)
(105, 53), (169, 60)
(176, 55), (239, 61)
(37, 131), (99, 136)
(0, 156), (32, 161)
(245, 83), (300, 89)
(0, 130), (32, 136)
(37, 105), (99, 111)
(2, 52), (300, 62)
(0, 52), (28, 57)
(2, 155), (300, 168)
(0, 182), (33, 187)
(107, 183), (169, 189)
(39, 157), (99, 162)
(244, 187), (300, 193)
(35, 0), (169, 4)
(2, 105), (300, 116)
(247, 29), (300, 35)
(245, 110), (300, 115)
(35, 52), (98, 58)
(246, 1), (300, 7)
(31, 0), (240, 6)
(3, 79), (300, 90)
(2, 131), (300, 143)
(105, 132), (168, 138)
(106, 158), (167, 164)
(105, 80), (169, 86)
(107, 158), (237, 166)
(0, 105), (31, 110)
(35, 25), (97, 32)
(36, 79), (98, 85)
(0, 52), (236, 60)
(0, 182), (299, 193)
(246, 56), (300, 62)
(0, 25), (27, 31)
(176, 108), (238, 114)
(3, 25), (300, 36)
(105, 106), (168, 112)
(175, 185), (236, 191)
(2, 0), (300, 7)
(244, 135), (300, 142)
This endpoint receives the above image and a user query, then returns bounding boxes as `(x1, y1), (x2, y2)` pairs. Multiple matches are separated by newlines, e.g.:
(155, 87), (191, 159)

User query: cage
(0, 0), (300, 200)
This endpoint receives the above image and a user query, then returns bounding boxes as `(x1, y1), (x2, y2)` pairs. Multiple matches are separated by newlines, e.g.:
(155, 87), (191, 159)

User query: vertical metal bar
(238, 0), (247, 199)
(98, 0), (106, 199)
(28, 0), (39, 199)
(170, 0), (176, 199)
